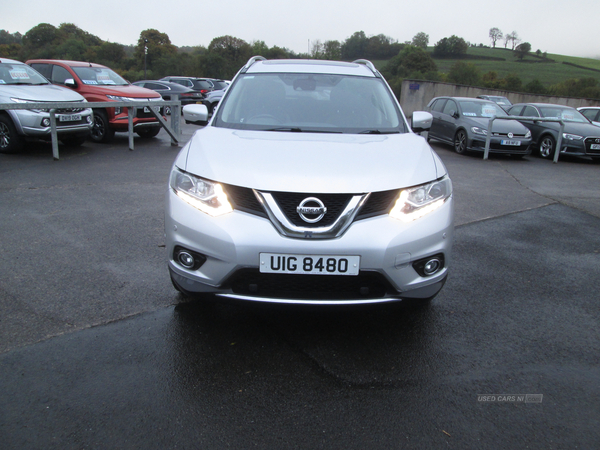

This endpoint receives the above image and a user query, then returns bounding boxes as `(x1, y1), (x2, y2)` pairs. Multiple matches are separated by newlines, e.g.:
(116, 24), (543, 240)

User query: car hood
(177, 127), (444, 193)
(83, 84), (161, 99)
(0, 84), (86, 102)
(562, 122), (600, 136)
(467, 117), (529, 134)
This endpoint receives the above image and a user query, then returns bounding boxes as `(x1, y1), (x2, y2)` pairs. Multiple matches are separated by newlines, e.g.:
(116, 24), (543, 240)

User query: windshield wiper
(265, 127), (342, 133)
(358, 129), (400, 134)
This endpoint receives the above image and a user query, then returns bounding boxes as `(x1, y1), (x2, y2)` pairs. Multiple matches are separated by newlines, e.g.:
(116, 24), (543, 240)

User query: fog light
(412, 253), (445, 277)
(42, 118), (51, 127)
(173, 246), (206, 271)
(178, 252), (195, 268)
(115, 107), (122, 115)
(423, 258), (441, 276)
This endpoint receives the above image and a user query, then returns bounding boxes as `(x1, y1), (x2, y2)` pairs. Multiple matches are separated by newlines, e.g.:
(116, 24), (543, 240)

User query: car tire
(60, 135), (87, 147)
(0, 115), (24, 154)
(137, 127), (161, 138)
(91, 110), (114, 143)
(454, 130), (468, 154)
(538, 135), (556, 159)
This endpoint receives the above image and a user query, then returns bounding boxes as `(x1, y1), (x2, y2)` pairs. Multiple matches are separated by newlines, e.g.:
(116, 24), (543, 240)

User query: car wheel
(0, 115), (23, 154)
(60, 135), (87, 147)
(137, 127), (161, 138)
(454, 130), (468, 154)
(91, 110), (114, 143)
(209, 102), (219, 115)
(538, 135), (556, 159)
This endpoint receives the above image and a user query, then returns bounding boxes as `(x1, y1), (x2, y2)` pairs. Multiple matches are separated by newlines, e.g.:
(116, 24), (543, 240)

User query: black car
(426, 97), (532, 156)
(159, 77), (214, 98)
(132, 80), (204, 114)
(507, 103), (600, 160)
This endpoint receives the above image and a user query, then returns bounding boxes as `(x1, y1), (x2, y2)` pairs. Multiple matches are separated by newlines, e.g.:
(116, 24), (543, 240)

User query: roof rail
(242, 55), (267, 73)
(352, 59), (380, 77)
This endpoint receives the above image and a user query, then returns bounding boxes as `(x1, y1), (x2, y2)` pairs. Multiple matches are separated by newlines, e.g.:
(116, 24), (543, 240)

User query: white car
(0, 58), (93, 153)
(166, 57), (454, 305)
(577, 106), (600, 127)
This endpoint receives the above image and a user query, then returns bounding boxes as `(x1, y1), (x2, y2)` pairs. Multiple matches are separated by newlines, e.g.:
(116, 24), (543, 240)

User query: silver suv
(0, 58), (93, 153)
(166, 57), (454, 305)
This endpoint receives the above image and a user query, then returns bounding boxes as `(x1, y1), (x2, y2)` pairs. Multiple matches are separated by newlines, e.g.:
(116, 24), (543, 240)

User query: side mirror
(411, 111), (433, 133)
(451, 111), (459, 119)
(64, 78), (77, 88)
(182, 104), (209, 125)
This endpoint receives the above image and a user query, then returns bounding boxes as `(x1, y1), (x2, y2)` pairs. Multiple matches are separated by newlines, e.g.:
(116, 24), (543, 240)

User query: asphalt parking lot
(1, 125), (599, 449)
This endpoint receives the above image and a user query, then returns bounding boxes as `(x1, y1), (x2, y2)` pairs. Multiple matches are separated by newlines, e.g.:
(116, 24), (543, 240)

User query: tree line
(1, 24), (598, 100)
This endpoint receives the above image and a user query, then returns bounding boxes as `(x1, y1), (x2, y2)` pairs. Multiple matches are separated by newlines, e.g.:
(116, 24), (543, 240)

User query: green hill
(374, 46), (600, 88)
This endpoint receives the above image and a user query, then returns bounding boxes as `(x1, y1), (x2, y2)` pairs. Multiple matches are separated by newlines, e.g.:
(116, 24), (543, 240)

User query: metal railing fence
(0, 98), (183, 160)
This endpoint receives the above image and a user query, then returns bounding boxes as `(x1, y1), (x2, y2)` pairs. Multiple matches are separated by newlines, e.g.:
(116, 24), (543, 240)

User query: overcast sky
(4, 0), (600, 59)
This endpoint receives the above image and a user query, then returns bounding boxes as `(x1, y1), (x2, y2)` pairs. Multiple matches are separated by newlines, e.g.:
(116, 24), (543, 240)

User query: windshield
(0, 63), (48, 85)
(459, 101), (508, 118)
(214, 73), (405, 134)
(538, 106), (588, 123)
(71, 66), (128, 86)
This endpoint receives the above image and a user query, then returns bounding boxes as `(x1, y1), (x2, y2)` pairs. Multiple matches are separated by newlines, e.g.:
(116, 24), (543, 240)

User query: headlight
(170, 167), (233, 217)
(11, 97), (49, 113)
(390, 176), (452, 223)
(525, 130), (531, 139)
(471, 126), (487, 136)
(562, 133), (583, 141)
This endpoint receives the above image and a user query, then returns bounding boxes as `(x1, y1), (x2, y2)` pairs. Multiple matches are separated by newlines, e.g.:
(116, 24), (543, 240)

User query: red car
(27, 59), (164, 142)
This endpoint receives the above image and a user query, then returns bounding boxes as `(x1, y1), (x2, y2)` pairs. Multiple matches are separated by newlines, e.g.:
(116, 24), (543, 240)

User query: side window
(146, 82), (166, 90)
(431, 99), (447, 113)
(442, 100), (457, 116)
(507, 106), (523, 116)
(581, 109), (599, 122)
(523, 106), (539, 117)
(52, 65), (73, 85)
(30, 63), (51, 79)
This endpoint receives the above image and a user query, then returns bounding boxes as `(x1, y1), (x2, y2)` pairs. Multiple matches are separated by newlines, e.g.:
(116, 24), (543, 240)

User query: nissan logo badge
(297, 197), (327, 223)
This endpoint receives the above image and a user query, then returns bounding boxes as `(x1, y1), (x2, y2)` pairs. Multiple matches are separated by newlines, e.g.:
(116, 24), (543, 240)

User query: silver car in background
(166, 57), (454, 305)
(0, 58), (93, 153)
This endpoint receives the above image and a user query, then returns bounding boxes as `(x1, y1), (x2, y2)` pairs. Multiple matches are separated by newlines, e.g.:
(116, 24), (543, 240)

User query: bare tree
(504, 31), (520, 50)
(489, 28), (503, 48)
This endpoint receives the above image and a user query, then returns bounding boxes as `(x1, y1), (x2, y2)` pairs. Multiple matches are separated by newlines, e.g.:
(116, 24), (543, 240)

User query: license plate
(501, 140), (521, 146)
(260, 253), (360, 276)
(59, 114), (81, 122)
(591, 144), (600, 150)
(143, 106), (161, 113)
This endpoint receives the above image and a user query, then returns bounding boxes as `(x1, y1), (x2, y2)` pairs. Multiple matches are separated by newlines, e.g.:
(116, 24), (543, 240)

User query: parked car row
(426, 96), (600, 161)
(0, 58), (94, 153)
(1, 55), (228, 153)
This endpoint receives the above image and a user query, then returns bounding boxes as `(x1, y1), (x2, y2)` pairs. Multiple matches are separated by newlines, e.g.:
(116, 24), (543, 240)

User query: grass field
(374, 47), (600, 88)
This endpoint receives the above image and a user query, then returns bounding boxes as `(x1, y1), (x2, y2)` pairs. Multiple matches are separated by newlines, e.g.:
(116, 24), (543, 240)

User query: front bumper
(12, 108), (93, 138)
(165, 188), (454, 304)
(470, 136), (532, 154)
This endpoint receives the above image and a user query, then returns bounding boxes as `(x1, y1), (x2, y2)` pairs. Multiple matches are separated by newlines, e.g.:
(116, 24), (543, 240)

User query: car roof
(578, 106), (600, 109)
(0, 58), (24, 64)
(244, 58), (378, 77)
(26, 59), (110, 69)
(512, 103), (573, 108)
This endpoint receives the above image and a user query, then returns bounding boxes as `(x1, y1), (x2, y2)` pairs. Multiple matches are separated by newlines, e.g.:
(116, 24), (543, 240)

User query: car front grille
(584, 137), (600, 154)
(223, 184), (399, 225)
(225, 269), (396, 300)
(56, 108), (86, 114)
